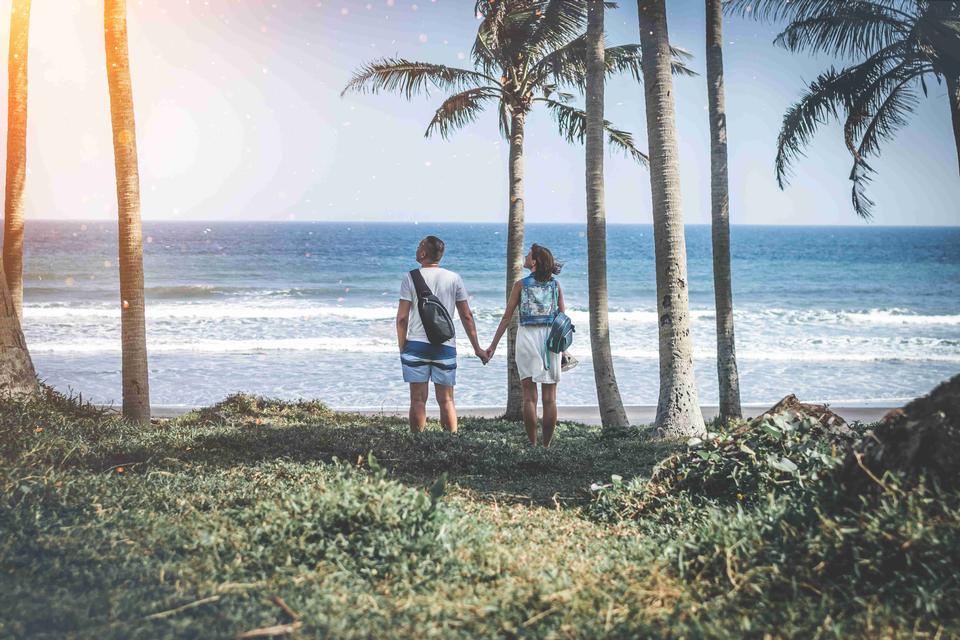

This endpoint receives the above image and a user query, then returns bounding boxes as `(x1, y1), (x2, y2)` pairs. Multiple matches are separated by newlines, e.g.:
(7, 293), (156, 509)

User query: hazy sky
(1, 0), (958, 225)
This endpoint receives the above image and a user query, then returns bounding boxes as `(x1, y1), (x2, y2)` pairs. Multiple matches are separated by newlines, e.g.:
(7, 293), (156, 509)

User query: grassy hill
(1, 391), (957, 639)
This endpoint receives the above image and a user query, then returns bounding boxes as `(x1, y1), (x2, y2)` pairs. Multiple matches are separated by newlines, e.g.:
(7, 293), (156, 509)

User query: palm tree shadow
(127, 411), (673, 509)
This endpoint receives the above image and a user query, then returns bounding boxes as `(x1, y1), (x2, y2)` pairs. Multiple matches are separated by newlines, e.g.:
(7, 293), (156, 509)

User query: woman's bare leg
(541, 383), (557, 447)
(521, 378), (539, 445)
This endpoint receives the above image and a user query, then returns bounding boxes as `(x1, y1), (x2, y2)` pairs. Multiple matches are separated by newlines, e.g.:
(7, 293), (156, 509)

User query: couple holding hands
(396, 235), (573, 447)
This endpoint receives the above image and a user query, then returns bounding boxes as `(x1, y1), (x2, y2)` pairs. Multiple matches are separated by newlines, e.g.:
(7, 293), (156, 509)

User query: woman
(487, 244), (565, 447)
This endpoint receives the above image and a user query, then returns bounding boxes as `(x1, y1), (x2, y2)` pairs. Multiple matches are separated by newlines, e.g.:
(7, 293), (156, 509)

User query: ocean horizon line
(16, 218), (960, 229)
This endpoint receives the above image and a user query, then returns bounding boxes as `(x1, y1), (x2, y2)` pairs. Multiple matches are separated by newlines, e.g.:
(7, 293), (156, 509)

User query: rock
(840, 374), (960, 494)
(745, 394), (853, 440)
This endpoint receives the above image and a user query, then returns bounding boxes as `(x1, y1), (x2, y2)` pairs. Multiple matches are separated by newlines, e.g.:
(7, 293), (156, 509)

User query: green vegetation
(2, 392), (957, 638)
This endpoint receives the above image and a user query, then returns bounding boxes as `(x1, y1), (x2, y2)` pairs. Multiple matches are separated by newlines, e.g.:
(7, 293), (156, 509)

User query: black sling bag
(409, 269), (456, 345)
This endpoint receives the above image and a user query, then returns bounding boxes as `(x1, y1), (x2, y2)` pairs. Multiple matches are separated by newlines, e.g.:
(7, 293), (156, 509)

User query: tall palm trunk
(105, 0), (150, 424)
(3, 0), (30, 320)
(0, 262), (35, 395)
(504, 110), (526, 421)
(637, 0), (705, 438)
(586, 0), (629, 428)
(706, 0), (741, 422)
(947, 74), (960, 175)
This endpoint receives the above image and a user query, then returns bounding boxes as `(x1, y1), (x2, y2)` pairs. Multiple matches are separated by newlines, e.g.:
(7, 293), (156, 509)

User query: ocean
(16, 221), (960, 410)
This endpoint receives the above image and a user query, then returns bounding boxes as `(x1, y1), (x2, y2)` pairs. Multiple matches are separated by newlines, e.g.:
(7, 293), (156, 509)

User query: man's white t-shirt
(399, 267), (468, 348)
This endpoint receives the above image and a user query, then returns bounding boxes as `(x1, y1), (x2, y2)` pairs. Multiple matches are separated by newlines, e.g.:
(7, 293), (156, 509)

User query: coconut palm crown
(343, 0), (693, 163)
(728, 0), (960, 218)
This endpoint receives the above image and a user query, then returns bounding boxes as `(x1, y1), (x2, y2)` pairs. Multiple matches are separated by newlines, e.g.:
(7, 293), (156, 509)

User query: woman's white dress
(515, 274), (561, 384)
(516, 324), (561, 384)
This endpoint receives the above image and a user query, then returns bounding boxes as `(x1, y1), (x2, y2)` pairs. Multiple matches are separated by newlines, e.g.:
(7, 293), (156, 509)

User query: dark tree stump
(840, 374), (960, 494)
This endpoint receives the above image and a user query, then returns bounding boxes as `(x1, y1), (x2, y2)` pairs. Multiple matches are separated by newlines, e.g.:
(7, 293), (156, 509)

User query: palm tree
(637, 0), (705, 438)
(705, 0), (741, 423)
(344, 0), (693, 419)
(3, 0), (30, 320)
(104, 0), (150, 424)
(728, 0), (960, 218)
(0, 262), (36, 395)
(343, 0), (692, 420)
(585, 0), (629, 428)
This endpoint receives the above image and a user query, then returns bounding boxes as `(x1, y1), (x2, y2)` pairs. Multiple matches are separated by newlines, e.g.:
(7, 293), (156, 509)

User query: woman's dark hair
(530, 243), (562, 282)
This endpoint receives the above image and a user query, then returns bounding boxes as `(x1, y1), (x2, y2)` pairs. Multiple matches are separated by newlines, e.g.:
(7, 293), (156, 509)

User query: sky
(0, 0), (957, 226)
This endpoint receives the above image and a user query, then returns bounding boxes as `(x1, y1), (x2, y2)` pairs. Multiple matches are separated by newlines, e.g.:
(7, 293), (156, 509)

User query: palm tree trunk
(947, 74), (960, 176)
(586, 0), (629, 428)
(706, 0), (741, 423)
(637, 0), (705, 438)
(0, 261), (36, 395)
(3, 0), (30, 321)
(504, 110), (526, 421)
(105, 0), (150, 424)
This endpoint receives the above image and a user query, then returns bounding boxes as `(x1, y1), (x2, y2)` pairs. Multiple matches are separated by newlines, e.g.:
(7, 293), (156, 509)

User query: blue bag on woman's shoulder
(546, 312), (574, 355)
(542, 281), (574, 369)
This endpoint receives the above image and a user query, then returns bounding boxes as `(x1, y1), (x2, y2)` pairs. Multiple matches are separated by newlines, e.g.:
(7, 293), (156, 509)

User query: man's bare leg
(521, 378), (539, 445)
(541, 383), (557, 447)
(435, 383), (457, 433)
(409, 382), (429, 433)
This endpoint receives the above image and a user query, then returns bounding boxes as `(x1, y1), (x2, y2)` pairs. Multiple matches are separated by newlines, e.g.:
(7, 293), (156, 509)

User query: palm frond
(531, 39), (694, 91)
(842, 60), (926, 158)
(425, 88), (501, 139)
(533, 34), (588, 88)
(341, 58), (494, 99)
(542, 84), (575, 102)
(539, 98), (648, 164)
(473, 0), (583, 72)
(918, 4), (960, 74)
(725, 0), (916, 24)
(774, 42), (904, 186)
(605, 44), (698, 81)
(773, 3), (911, 58)
(776, 66), (860, 187)
(524, 0), (589, 60)
(845, 69), (923, 217)
(471, 31), (501, 75)
(848, 156), (877, 218)
(472, 0), (510, 73)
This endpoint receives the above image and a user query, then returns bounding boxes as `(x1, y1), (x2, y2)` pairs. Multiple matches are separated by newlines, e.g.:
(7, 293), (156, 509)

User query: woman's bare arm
(487, 281), (522, 355)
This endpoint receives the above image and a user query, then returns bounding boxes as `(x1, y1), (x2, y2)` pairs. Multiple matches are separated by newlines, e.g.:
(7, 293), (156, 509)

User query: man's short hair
(420, 235), (445, 262)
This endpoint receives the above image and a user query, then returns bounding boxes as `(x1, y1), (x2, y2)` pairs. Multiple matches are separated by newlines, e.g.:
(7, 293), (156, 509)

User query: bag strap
(409, 269), (433, 301)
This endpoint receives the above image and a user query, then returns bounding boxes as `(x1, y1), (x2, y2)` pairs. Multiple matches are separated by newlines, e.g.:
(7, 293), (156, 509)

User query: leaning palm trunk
(105, 0), (150, 424)
(705, 0), (741, 422)
(637, 0), (705, 438)
(504, 111), (526, 421)
(586, 0), (629, 428)
(0, 262), (36, 395)
(3, 0), (30, 320)
(948, 74), (960, 175)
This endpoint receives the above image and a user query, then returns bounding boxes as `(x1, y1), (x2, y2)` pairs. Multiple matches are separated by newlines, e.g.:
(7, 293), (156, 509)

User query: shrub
(589, 410), (859, 523)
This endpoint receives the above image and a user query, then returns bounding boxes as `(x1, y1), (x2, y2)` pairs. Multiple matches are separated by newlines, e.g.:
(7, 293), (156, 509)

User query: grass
(1, 391), (957, 639)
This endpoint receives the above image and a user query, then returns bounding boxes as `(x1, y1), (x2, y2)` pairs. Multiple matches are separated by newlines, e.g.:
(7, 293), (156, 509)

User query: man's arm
(396, 299), (411, 352)
(456, 300), (488, 364)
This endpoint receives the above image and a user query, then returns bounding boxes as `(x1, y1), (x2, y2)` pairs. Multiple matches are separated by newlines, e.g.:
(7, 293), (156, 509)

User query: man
(397, 235), (488, 433)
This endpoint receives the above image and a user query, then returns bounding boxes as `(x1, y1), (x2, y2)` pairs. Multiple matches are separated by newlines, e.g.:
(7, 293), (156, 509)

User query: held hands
(484, 344), (497, 362)
(474, 346), (490, 365)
